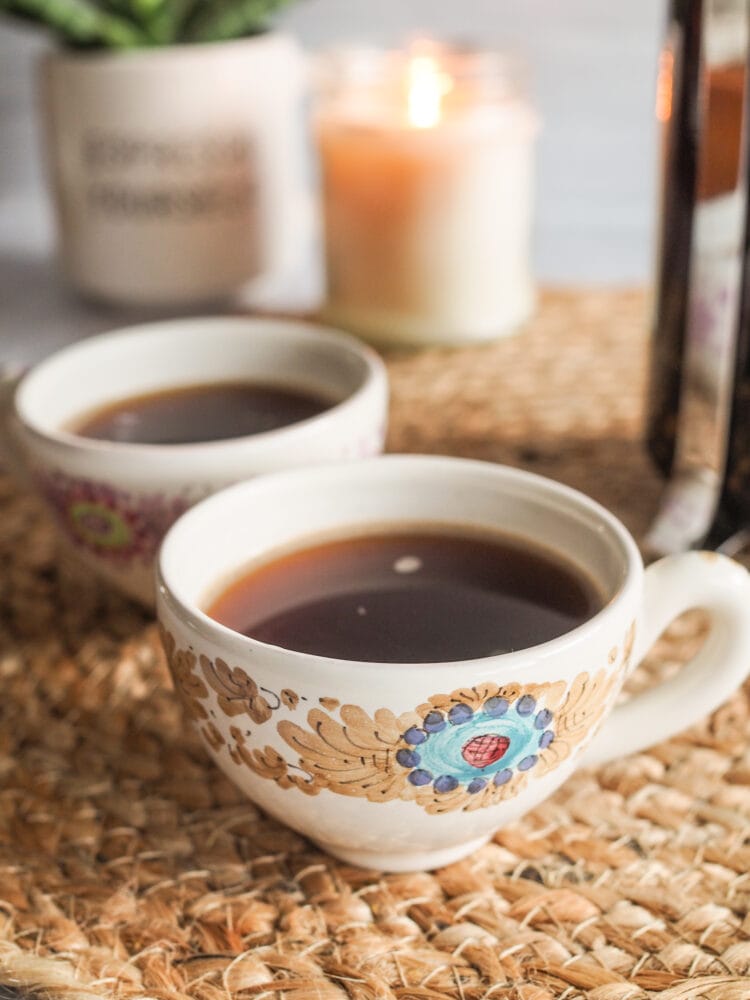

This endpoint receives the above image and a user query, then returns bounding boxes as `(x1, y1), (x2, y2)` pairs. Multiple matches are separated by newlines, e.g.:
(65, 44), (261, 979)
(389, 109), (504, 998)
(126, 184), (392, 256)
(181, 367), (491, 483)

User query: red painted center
(462, 733), (510, 769)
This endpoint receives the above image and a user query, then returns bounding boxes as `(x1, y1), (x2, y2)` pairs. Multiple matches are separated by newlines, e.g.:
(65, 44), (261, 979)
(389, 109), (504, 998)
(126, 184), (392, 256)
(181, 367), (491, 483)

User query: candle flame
(407, 55), (453, 128)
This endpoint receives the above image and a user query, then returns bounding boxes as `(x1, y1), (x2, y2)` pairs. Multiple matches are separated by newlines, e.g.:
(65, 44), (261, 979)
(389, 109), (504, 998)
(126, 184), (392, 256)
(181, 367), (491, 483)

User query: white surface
(0, 0), (664, 363)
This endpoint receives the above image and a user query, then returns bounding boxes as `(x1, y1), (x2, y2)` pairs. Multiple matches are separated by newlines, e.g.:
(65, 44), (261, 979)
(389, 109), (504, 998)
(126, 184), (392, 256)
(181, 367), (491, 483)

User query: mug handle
(583, 551), (750, 768)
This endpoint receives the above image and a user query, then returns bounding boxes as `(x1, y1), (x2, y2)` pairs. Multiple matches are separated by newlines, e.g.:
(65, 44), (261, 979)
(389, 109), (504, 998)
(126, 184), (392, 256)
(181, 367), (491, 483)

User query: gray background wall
(0, 1), (664, 360)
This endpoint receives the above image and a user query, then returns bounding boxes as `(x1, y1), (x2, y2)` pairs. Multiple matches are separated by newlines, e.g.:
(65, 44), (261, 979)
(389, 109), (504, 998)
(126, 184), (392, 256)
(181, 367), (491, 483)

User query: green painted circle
(69, 501), (132, 549)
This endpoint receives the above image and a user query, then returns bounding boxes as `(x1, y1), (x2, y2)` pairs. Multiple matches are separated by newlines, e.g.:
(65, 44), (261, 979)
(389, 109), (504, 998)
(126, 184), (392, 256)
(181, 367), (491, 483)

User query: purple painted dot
(434, 774), (459, 793)
(534, 708), (553, 730)
(467, 778), (487, 794)
(408, 769), (433, 786)
(403, 726), (427, 745)
(539, 730), (555, 749)
(518, 755), (538, 771)
(483, 696), (509, 718)
(493, 768), (513, 786)
(423, 711), (446, 733)
(516, 695), (536, 716)
(396, 748), (421, 768)
(448, 703), (473, 725)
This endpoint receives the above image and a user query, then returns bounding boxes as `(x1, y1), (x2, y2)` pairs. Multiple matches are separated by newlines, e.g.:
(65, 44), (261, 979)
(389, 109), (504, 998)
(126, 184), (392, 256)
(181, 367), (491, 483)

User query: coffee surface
(207, 529), (603, 662)
(71, 381), (330, 445)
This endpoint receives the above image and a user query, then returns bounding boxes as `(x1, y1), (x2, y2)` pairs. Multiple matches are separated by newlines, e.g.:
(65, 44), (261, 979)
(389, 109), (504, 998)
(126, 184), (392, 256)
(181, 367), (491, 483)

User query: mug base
(311, 834), (492, 872)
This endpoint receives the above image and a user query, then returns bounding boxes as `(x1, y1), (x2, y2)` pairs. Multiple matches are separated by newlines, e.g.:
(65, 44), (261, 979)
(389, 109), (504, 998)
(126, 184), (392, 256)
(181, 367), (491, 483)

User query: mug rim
(14, 315), (386, 460)
(156, 454), (642, 672)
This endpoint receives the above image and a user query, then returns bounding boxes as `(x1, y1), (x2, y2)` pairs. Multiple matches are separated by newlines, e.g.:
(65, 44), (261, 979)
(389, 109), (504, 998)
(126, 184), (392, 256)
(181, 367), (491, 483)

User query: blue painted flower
(396, 748), (421, 768)
(397, 694), (556, 795)
(535, 708), (553, 729)
(484, 696), (509, 718)
(516, 695), (536, 716)
(423, 711), (447, 733)
(434, 775), (459, 793)
(448, 703), (473, 725)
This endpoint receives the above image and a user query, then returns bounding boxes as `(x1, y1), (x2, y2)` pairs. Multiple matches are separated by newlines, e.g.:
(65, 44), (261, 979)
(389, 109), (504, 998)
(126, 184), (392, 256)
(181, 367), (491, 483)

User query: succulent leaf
(1, 0), (148, 45)
(184, 0), (290, 43)
(0, 0), (293, 46)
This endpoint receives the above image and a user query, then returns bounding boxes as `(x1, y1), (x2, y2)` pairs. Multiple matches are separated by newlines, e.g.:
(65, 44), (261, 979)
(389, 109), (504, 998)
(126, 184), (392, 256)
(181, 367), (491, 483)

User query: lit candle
(316, 43), (538, 348)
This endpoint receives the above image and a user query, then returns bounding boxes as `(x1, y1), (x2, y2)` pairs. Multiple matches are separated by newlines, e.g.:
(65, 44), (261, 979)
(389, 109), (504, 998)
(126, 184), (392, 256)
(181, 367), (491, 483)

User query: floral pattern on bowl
(38, 470), (192, 564)
(161, 623), (635, 816)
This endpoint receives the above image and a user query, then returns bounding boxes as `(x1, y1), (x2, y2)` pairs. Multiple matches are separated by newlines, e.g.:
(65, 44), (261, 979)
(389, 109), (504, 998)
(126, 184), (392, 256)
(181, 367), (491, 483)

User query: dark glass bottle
(646, 0), (703, 476)
(645, 0), (749, 556)
(707, 158), (750, 550)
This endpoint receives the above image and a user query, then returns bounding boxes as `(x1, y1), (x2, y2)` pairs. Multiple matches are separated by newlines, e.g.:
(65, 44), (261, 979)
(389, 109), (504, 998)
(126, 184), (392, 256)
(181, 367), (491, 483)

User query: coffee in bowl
(207, 526), (604, 662)
(71, 380), (331, 445)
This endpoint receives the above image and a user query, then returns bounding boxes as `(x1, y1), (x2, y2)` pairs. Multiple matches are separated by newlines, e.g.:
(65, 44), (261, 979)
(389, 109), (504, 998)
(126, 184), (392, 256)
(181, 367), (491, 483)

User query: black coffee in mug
(70, 381), (330, 445)
(206, 528), (604, 663)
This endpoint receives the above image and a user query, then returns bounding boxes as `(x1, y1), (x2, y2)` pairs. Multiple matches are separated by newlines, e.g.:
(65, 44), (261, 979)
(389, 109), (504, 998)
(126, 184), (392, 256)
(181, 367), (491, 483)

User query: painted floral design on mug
(161, 623), (635, 816)
(161, 628), (210, 722)
(38, 471), (192, 564)
(160, 624), (302, 754)
(200, 651), (301, 724)
(394, 691), (555, 796)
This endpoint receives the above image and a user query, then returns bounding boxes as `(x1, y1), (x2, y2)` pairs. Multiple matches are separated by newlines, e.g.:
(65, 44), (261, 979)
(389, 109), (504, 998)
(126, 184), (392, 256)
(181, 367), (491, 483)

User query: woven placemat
(2, 289), (750, 1000)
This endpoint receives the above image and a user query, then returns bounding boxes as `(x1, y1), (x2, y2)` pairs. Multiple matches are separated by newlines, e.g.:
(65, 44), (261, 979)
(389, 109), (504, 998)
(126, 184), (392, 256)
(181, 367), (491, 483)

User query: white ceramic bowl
(157, 455), (750, 871)
(12, 316), (388, 604)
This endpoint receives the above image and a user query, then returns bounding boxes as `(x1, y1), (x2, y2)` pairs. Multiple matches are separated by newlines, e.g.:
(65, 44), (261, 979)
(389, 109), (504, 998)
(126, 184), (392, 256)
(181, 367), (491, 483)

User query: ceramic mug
(156, 455), (750, 872)
(10, 316), (387, 605)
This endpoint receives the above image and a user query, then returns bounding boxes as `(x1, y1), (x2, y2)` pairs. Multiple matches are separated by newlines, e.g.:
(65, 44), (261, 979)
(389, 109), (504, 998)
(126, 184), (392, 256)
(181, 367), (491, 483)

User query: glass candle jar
(315, 42), (539, 348)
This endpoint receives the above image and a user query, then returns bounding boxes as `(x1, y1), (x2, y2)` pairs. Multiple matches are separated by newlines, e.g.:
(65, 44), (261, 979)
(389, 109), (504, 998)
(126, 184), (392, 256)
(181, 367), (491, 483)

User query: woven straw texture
(2, 289), (750, 1000)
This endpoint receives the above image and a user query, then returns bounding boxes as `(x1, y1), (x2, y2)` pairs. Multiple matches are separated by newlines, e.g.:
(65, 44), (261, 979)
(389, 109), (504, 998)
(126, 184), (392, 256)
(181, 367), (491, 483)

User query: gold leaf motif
(274, 706), (405, 803)
(202, 722), (225, 751)
(535, 624), (635, 778)
(160, 629), (209, 722)
(281, 689), (300, 710)
(202, 655), (272, 724)
(240, 744), (322, 796)
(533, 670), (610, 776)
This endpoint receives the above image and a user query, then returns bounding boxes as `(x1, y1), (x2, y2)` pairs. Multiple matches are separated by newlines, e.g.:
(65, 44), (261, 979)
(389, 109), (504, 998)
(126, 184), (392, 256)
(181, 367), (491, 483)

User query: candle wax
(317, 104), (536, 347)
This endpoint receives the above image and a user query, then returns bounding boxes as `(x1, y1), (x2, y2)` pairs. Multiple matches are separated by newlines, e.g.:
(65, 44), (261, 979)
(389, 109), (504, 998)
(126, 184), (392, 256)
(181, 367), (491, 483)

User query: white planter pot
(40, 34), (313, 306)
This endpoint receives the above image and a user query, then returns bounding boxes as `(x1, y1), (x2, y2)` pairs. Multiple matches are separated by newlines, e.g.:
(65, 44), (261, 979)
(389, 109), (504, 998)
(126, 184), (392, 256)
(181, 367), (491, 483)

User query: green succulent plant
(0, 0), (294, 47)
